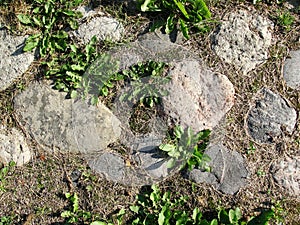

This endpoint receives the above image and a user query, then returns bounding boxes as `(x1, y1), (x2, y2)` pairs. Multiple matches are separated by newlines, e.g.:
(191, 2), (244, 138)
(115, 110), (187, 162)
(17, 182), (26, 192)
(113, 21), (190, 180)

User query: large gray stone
(211, 10), (273, 74)
(72, 16), (124, 44)
(0, 29), (35, 91)
(0, 126), (31, 166)
(283, 49), (300, 90)
(271, 156), (300, 198)
(14, 82), (121, 153)
(246, 88), (297, 143)
(188, 144), (248, 195)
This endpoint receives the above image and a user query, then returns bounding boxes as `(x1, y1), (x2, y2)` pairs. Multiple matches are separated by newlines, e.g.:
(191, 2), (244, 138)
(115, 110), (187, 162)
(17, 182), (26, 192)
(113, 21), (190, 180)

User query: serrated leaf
(17, 14), (32, 25)
(61, 211), (72, 218)
(180, 19), (190, 39)
(165, 14), (175, 34)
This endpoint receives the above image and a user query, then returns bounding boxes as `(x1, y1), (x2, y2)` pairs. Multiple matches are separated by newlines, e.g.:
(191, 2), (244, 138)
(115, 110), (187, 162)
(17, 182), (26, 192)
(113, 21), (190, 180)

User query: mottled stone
(163, 60), (235, 132)
(0, 127), (31, 166)
(246, 88), (297, 143)
(212, 10), (273, 74)
(73, 16), (124, 44)
(189, 144), (248, 195)
(14, 82), (121, 153)
(0, 29), (35, 91)
(271, 156), (300, 197)
(283, 49), (300, 90)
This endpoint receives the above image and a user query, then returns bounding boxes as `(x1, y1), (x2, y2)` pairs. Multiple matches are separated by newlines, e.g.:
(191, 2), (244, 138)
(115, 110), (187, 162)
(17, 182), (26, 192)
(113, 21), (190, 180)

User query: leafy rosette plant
(138, 0), (212, 38)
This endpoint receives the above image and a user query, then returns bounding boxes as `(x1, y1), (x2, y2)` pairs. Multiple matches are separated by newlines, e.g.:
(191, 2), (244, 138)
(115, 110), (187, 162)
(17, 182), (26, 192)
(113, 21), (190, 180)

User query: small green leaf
(129, 205), (139, 213)
(61, 211), (72, 218)
(23, 34), (40, 52)
(63, 10), (76, 16)
(173, 0), (189, 19)
(180, 19), (190, 39)
(167, 158), (176, 168)
(91, 96), (99, 105)
(159, 143), (176, 152)
(210, 219), (218, 225)
(32, 17), (42, 27)
(33, 7), (40, 14)
(17, 14), (32, 24)
(70, 90), (77, 99)
(71, 64), (85, 71)
(141, 0), (151, 11)
(165, 14), (175, 34)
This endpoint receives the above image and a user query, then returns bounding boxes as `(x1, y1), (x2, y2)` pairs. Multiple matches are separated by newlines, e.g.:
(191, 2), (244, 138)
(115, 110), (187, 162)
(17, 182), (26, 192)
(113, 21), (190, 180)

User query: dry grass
(0, 0), (300, 224)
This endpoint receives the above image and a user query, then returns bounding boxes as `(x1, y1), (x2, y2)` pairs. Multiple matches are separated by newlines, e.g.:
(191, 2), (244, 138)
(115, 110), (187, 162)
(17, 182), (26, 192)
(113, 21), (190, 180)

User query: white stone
(212, 10), (273, 74)
(0, 29), (35, 91)
(0, 127), (31, 166)
(73, 16), (124, 44)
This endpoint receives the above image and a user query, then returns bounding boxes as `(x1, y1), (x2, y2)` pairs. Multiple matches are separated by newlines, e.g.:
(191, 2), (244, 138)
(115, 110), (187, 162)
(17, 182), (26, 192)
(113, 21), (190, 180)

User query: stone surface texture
(246, 88), (297, 143)
(83, 33), (236, 185)
(0, 29), (35, 91)
(271, 156), (300, 197)
(189, 144), (248, 195)
(212, 9), (273, 74)
(14, 82), (121, 153)
(0, 126), (31, 166)
(73, 16), (124, 44)
(283, 49), (300, 90)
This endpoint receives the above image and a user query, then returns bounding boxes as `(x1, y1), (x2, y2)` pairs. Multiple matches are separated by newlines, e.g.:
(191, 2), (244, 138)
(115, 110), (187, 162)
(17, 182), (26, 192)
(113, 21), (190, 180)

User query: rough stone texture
(73, 16), (124, 44)
(211, 9), (273, 74)
(87, 32), (235, 133)
(14, 82), (121, 153)
(0, 126), (31, 166)
(163, 60), (235, 132)
(283, 49), (300, 90)
(0, 29), (35, 91)
(189, 144), (248, 195)
(84, 32), (236, 185)
(246, 88), (297, 143)
(271, 156), (300, 197)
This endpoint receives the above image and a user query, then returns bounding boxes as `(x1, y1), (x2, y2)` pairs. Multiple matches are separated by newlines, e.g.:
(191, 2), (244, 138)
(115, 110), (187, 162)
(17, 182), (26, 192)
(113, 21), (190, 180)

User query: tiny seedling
(159, 125), (211, 170)
(276, 10), (294, 31)
(246, 141), (256, 155)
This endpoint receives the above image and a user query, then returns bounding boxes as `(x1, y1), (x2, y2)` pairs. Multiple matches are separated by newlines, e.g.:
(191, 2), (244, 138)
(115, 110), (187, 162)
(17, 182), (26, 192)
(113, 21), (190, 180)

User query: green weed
(130, 185), (275, 225)
(137, 0), (212, 39)
(0, 215), (15, 225)
(276, 10), (294, 31)
(0, 161), (16, 192)
(159, 125), (211, 170)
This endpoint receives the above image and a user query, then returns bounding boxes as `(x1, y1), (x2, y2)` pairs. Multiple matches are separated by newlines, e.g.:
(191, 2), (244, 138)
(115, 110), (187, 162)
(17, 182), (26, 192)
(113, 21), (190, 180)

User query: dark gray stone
(14, 82), (121, 153)
(283, 50), (300, 90)
(0, 29), (35, 91)
(246, 88), (297, 143)
(271, 156), (300, 197)
(189, 144), (248, 195)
